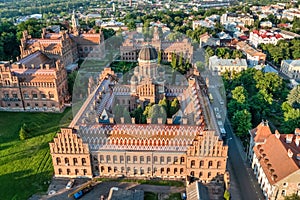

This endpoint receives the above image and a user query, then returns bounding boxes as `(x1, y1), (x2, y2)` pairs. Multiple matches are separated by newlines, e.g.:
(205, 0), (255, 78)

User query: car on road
(66, 179), (75, 189)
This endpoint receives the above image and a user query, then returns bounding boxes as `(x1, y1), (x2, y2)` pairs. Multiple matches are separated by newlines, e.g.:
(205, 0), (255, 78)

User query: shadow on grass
(0, 170), (52, 200)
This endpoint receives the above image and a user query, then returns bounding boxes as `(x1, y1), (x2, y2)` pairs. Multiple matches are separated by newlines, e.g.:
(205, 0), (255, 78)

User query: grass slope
(0, 108), (72, 200)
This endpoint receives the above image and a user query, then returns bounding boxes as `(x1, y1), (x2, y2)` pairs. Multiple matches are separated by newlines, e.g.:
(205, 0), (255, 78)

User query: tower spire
(71, 10), (80, 35)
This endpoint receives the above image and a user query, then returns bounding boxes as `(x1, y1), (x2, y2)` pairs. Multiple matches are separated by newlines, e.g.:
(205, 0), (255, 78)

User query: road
(201, 60), (265, 200)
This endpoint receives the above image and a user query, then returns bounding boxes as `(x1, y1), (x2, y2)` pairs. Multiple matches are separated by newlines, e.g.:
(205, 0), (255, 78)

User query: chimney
(120, 117), (124, 124)
(40, 64), (43, 69)
(157, 117), (163, 124)
(295, 136), (300, 147)
(147, 118), (151, 124)
(109, 117), (114, 124)
(167, 118), (173, 125)
(275, 130), (280, 139)
(287, 149), (293, 158)
(295, 128), (300, 136)
(131, 117), (135, 124)
(45, 64), (50, 70)
(182, 117), (188, 125)
(286, 135), (293, 144)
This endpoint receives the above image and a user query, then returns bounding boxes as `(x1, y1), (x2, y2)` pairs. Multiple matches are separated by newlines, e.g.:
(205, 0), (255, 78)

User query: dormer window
(283, 183), (288, 187)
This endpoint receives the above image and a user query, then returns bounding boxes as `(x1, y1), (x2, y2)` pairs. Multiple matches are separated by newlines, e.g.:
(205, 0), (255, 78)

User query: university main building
(49, 45), (228, 186)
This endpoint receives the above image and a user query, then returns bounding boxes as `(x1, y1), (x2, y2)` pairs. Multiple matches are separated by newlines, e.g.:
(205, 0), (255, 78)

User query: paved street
(201, 61), (265, 200)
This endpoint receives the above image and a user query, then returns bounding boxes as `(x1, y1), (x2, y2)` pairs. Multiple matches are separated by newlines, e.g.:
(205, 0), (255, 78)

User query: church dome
(138, 45), (158, 61)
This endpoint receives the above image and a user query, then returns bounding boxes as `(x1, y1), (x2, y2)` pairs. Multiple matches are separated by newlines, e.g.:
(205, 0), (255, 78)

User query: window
(83, 169), (87, 175)
(114, 167), (117, 173)
(12, 93), (18, 99)
(73, 158), (78, 165)
(82, 158), (86, 165)
(160, 168), (164, 173)
(167, 168), (170, 174)
(106, 155), (111, 162)
(174, 157), (178, 163)
(58, 168), (62, 175)
(191, 160), (195, 167)
(15, 103), (19, 107)
(26, 103), (30, 107)
(140, 156), (144, 163)
(209, 161), (213, 168)
(180, 168), (184, 174)
(32, 93), (38, 99)
(113, 155), (117, 163)
(180, 157), (185, 163)
(35, 103), (39, 107)
(217, 161), (221, 168)
(65, 158), (69, 165)
(75, 169), (79, 175)
(121, 167), (124, 173)
(120, 156), (124, 163)
(134, 168), (137, 175)
(281, 190), (286, 196)
(24, 93), (29, 99)
(56, 157), (61, 165)
(100, 155), (104, 162)
(141, 168), (144, 175)
(199, 172), (203, 177)
(67, 168), (71, 175)
(167, 157), (171, 164)
(147, 167), (151, 173)
(283, 183), (288, 187)
(41, 93), (46, 99)
(208, 172), (211, 178)
(4, 93), (9, 98)
(133, 156), (137, 163)
(127, 156), (131, 162)
(93, 156), (98, 161)
(127, 167), (130, 172)
(154, 156), (158, 163)
(49, 93), (54, 99)
(174, 168), (178, 174)
(160, 156), (164, 163)
(108, 167), (112, 172)
(200, 160), (204, 168)
(147, 156), (151, 163)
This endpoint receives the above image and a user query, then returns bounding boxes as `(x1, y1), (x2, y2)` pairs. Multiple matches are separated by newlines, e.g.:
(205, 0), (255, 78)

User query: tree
(157, 50), (162, 64)
(170, 98), (180, 117)
(232, 86), (248, 104)
(224, 190), (230, 200)
(284, 193), (300, 200)
(231, 109), (252, 138)
(131, 105), (144, 124)
(19, 123), (29, 140)
(127, 20), (136, 31)
(287, 85), (300, 109)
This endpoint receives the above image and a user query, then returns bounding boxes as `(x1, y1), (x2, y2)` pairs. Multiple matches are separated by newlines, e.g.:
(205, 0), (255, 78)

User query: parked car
(66, 179), (75, 189)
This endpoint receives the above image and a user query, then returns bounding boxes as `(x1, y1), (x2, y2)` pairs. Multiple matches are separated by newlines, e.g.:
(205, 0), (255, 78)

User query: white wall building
(281, 60), (300, 80)
(249, 30), (284, 48)
(208, 56), (247, 75)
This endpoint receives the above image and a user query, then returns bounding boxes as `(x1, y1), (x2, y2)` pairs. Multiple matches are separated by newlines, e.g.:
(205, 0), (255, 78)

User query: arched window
(75, 169), (79, 175)
(199, 172), (203, 177)
(208, 172), (211, 178)
(167, 168), (170, 174)
(140, 156), (144, 163)
(180, 157), (185, 163)
(154, 156), (158, 163)
(106, 155), (111, 162)
(67, 168), (71, 175)
(160, 156), (164, 163)
(120, 155), (124, 163)
(114, 167), (118, 172)
(73, 158), (78, 165)
(65, 158), (69, 165)
(180, 168), (184, 174)
(147, 156), (151, 163)
(147, 167), (151, 173)
(190, 171), (195, 176)
(200, 160), (204, 167)
(58, 168), (62, 175)
(113, 155), (117, 163)
(56, 157), (61, 165)
(191, 160), (195, 167)
(160, 168), (164, 174)
(167, 156), (171, 164)
(82, 158), (86, 165)
(217, 161), (221, 168)
(174, 168), (178, 174)
(101, 166), (105, 172)
(208, 161), (213, 168)
(108, 167), (112, 172)
(121, 167), (124, 172)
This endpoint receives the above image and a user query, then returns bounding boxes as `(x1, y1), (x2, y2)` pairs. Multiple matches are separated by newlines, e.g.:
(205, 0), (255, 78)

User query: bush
(19, 123), (29, 140)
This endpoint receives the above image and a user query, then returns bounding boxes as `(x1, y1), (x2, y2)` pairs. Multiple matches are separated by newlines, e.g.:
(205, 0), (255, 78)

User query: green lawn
(144, 192), (158, 200)
(0, 108), (72, 200)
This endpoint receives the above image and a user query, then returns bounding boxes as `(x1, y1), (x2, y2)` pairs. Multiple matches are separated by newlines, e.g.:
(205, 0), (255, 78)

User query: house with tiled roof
(249, 29), (283, 48)
(208, 55), (247, 76)
(248, 121), (300, 200)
